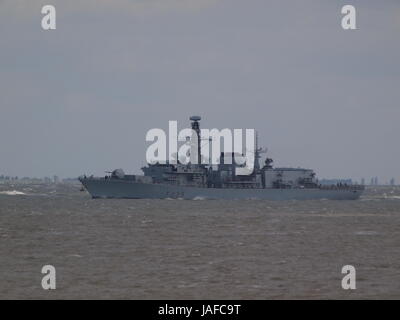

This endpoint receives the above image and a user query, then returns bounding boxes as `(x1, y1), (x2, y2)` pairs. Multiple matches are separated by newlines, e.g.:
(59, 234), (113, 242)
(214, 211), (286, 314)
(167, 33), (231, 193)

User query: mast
(254, 131), (266, 172)
(190, 116), (202, 165)
(254, 131), (260, 171)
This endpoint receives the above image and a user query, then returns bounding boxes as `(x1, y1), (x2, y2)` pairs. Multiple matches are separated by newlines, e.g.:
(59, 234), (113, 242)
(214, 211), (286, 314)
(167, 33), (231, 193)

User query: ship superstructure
(142, 116), (318, 190)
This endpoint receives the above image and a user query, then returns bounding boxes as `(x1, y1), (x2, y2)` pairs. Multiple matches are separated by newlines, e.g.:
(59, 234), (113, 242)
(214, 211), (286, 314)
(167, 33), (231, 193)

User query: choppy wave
(0, 183), (400, 299)
(384, 195), (400, 200)
(193, 196), (206, 200)
(0, 190), (26, 196)
(355, 231), (379, 236)
(362, 195), (400, 201)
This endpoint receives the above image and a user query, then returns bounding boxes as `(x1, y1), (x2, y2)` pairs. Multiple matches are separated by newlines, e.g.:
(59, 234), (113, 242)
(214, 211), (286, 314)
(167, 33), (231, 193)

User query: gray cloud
(0, 0), (399, 183)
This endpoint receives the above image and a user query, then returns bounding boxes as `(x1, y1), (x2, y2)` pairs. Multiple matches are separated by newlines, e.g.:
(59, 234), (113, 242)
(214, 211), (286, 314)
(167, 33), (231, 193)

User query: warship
(79, 116), (364, 200)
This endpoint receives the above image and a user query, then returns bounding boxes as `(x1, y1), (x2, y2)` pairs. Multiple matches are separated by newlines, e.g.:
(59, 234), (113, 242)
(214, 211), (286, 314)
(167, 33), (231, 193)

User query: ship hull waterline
(80, 179), (363, 200)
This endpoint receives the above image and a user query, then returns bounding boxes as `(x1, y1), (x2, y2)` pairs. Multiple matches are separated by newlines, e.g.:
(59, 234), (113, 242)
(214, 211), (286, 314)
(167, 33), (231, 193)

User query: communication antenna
(254, 131), (267, 170)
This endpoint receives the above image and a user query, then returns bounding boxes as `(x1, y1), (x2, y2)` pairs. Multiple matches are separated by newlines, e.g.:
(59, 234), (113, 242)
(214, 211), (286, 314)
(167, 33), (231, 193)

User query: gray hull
(80, 178), (363, 200)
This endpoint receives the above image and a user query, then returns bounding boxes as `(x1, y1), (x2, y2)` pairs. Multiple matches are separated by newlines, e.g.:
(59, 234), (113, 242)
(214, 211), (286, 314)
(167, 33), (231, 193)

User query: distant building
(62, 178), (80, 184)
(53, 175), (60, 184)
(319, 179), (353, 186)
(44, 177), (52, 184)
(370, 177), (379, 186)
(390, 178), (395, 186)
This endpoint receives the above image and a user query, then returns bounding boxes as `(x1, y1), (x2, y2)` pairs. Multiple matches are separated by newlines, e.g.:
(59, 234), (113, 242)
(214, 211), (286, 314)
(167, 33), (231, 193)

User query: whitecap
(0, 190), (26, 196)
(355, 231), (379, 236)
(385, 196), (400, 200)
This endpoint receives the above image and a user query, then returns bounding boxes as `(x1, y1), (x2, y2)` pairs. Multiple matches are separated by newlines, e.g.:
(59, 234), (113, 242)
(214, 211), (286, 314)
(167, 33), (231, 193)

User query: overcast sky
(0, 0), (399, 183)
